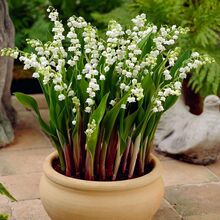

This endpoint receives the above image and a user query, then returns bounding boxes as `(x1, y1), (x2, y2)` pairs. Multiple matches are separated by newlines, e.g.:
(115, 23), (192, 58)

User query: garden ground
(0, 94), (220, 220)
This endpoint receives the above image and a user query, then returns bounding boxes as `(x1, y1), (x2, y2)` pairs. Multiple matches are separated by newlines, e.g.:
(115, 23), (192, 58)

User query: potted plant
(0, 7), (212, 220)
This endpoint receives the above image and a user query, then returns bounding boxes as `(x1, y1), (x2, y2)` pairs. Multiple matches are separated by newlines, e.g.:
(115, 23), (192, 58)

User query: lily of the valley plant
(0, 8), (212, 181)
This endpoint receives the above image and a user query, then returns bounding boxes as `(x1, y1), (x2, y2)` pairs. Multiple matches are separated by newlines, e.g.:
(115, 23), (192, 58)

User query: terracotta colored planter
(39, 152), (164, 220)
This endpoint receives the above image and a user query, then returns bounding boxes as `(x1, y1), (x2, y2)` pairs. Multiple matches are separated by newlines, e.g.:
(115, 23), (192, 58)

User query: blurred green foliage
(93, 0), (220, 96)
(8, 0), (220, 96)
(8, 0), (122, 51)
(8, 0), (50, 50)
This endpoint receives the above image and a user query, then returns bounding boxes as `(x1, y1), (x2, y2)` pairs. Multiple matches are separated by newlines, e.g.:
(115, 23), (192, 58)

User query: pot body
(40, 152), (164, 220)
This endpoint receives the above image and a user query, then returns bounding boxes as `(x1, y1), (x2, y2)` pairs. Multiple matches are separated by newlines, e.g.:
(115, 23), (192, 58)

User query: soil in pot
(52, 156), (154, 181)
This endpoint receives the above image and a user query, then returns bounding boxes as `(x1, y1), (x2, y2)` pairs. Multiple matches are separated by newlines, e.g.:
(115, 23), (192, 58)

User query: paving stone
(165, 183), (220, 217)
(153, 199), (182, 220)
(2, 127), (51, 152)
(161, 160), (219, 186)
(30, 94), (47, 109)
(207, 159), (220, 178)
(0, 196), (10, 206)
(0, 205), (14, 220)
(12, 96), (26, 112)
(14, 101), (48, 133)
(11, 199), (50, 220)
(0, 148), (53, 176)
(39, 109), (49, 123)
(0, 173), (42, 201)
(16, 110), (40, 130)
(183, 214), (220, 220)
(152, 150), (173, 161)
(1, 111), (52, 152)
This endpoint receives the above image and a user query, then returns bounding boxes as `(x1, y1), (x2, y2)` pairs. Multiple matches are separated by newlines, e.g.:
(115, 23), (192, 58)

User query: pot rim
(43, 151), (162, 192)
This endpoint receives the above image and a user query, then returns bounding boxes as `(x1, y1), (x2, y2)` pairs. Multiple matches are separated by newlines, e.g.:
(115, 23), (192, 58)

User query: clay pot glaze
(39, 152), (164, 220)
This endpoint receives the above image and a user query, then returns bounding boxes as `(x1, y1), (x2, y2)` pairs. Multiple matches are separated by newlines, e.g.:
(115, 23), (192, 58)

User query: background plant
(93, 0), (220, 96)
(0, 183), (16, 220)
(8, 0), (50, 51)
(8, 0), (122, 51)
(1, 8), (211, 181)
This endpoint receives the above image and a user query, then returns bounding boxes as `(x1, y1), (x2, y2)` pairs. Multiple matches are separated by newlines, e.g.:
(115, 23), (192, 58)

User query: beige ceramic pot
(40, 152), (164, 220)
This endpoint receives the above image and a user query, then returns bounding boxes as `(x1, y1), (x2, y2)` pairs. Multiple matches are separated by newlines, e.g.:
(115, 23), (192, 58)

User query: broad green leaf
(141, 74), (156, 109)
(77, 78), (88, 105)
(0, 183), (16, 201)
(103, 63), (116, 98)
(133, 106), (152, 141)
(171, 50), (191, 77)
(138, 34), (153, 58)
(103, 92), (130, 145)
(152, 55), (167, 87)
(14, 93), (54, 138)
(143, 114), (156, 141)
(119, 108), (139, 154)
(163, 95), (179, 111)
(90, 93), (109, 125)
(86, 93), (109, 158)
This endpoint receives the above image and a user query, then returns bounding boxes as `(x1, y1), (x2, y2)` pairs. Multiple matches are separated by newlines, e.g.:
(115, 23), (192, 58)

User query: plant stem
(85, 151), (94, 180)
(99, 142), (107, 180)
(94, 130), (103, 178)
(63, 144), (73, 177)
(80, 113), (86, 177)
(106, 130), (118, 179)
(139, 137), (148, 176)
(121, 137), (131, 175)
(145, 142), (152, 165)
(73, 133), (80, 178)
(56, 146), (66, 173)
(128, 133), (141, 179)
(112, 139), (121, 181)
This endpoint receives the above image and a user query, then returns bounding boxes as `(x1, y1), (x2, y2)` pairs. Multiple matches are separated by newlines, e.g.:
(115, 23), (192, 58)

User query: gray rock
(155, 95), (220, 165)
(0, 0), (16, 147)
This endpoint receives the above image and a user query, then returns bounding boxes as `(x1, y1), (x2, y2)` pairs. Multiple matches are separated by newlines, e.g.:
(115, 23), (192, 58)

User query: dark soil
(52, 157), (154, 181)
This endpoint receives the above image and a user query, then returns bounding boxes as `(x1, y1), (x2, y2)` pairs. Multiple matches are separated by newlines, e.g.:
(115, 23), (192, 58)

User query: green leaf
(119, 108), (139, 154)
(133, 106), (152, 141)
(103, 63), (117, 98)
(91, 93), (110, 125)
(0, 183), (16, 201)
(138, 34), (153, 58)
(86, 93), (109, 158)
(14, 92), (54, 138)
(163, 95), (179, 111)
(0, 214), (8, 220)
(142, 113), (156, 140)
(56, 129), (66, 147)
(171, 50), (191, 77)
(141, 74), (156, 109)
(77, 78), (88, 105)
(103, 92), (130, 144)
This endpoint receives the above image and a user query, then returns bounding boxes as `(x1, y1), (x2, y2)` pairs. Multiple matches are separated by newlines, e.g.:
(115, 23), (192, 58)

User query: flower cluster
(0, 9), (212, 116)
(152, 52), (213, 112)
(1, 7), (213, 180)
(85, 119), (96, 138)
(0, 48), (19, 59)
